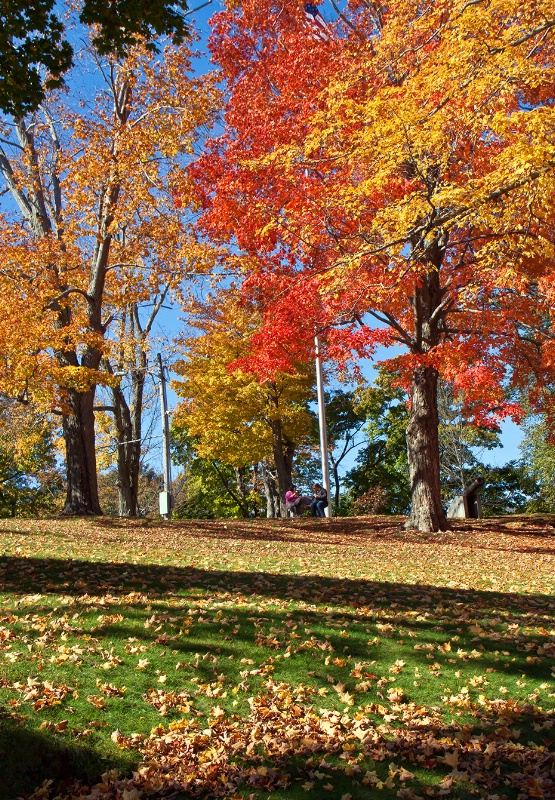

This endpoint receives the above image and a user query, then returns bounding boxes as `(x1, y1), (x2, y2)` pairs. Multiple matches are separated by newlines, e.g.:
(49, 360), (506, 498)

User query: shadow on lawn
(0, 714), (135, 800)
(1, 552), (554, 799)
(2, 554), (553, 685)
(1, 553), (553, 615)
(1, 555), (554, 679)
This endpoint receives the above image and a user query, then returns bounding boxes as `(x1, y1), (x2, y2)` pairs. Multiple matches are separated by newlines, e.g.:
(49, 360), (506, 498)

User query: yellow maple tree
(0, 37), (220, 514)
(172, 289), (315, 516)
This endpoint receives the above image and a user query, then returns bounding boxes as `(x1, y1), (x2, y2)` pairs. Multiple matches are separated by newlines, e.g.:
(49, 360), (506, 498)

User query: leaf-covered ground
(0, 515), (554, 800)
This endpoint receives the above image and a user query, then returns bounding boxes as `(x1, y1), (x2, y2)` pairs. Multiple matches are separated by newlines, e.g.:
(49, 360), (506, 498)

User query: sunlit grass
(0, 515), (554, 799)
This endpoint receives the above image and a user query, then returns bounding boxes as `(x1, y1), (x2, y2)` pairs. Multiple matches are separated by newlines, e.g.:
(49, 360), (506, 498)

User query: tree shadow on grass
(0, 714), (136, 800)
(0, 553), (554, 799)
(1, 553), (553, 684)
(0, 553), (553, 615)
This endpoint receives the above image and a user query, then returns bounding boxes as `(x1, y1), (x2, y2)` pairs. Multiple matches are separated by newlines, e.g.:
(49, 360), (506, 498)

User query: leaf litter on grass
(0, 515), (554, 799)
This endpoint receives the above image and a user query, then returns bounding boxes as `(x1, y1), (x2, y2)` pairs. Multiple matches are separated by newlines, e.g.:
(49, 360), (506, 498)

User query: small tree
(172, 290), (315, 517)
(0, 397), (63, 517)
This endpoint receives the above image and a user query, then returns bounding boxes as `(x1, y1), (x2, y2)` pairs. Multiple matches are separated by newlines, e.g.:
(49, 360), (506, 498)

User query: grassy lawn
(0, 515), (554, 799)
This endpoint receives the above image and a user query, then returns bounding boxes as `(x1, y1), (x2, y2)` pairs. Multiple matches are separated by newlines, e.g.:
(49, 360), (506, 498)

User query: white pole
(315, 336), (332, 517)
(157, 353), (173, 519)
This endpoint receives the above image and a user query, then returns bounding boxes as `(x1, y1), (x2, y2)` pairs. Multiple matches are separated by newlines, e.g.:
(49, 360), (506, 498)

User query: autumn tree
(0, 39), (219, 514)
(189, 0), (555, 530)
(172, 289), (315, 517)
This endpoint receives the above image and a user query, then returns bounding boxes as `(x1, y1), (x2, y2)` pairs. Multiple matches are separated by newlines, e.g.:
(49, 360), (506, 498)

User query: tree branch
(43, 287), (94, 311)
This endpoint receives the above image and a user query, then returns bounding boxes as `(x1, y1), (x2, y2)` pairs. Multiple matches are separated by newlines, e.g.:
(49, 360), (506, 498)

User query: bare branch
(43, 287), (94, 311)
(144, 282), (172, 336)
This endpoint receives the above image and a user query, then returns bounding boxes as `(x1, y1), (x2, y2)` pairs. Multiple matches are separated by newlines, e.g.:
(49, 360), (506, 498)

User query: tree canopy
(0, 0), (192, 115)
(0, 39), (219, 513)
(186, 0), (555, 530)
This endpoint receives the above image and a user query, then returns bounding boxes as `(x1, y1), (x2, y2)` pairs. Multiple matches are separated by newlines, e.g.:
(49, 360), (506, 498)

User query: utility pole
(315, 336), (332, 517)
(157, 353), (173, 519)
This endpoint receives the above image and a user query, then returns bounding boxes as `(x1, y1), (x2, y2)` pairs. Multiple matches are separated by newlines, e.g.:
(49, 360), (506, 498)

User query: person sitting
(285, 485), (302, 517)
(310, 483), (328, 518)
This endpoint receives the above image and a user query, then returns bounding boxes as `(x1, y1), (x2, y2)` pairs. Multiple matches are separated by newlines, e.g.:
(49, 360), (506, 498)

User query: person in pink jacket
(285, 485), (302, 516)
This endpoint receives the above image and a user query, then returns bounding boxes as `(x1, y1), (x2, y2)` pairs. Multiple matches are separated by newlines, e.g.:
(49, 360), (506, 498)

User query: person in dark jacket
(310, 483), (328, 518)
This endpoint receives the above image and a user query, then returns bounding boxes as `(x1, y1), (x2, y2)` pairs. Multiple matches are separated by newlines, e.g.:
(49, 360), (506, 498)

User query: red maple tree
(189, 0), (555, 530)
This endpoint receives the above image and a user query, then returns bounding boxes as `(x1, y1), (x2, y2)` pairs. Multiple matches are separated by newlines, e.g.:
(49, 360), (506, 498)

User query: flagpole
(315, 335), (332, 517)
(157, 353), (173, 520)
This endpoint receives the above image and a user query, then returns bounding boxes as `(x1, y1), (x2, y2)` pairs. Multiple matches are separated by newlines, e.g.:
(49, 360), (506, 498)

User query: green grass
(0, 515), (554, 799)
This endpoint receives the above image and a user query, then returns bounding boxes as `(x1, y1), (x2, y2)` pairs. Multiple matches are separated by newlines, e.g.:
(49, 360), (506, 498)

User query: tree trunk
(108, 297), (169, 517)
(269, 420), (295, 518)
(116, 436), (141, 517)
(111, 380), (142, 518)
(405, 365), (447, 531)
(62, 388), (102, 515)
(260, 461), (279, 518)
(404, 230), (451, 532)
(331, 458), (340, 515)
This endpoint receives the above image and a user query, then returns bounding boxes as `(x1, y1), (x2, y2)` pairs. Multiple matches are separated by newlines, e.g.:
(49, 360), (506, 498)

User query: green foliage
(172, 428), (264, 518)
(0, 0), (190, 115)
(0, 0), (72, 116)
(325, 389), (365, 445)
(290, 444), (321, 495)
(479, 461), (539, 517)
(80, 0), (190, 57)
(520, 413), (555, 512)
(325, 376), (526, 519)
(0, 399), (63, 517)
(342, 371), (410, 515)
(174, 460), (257, 519)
